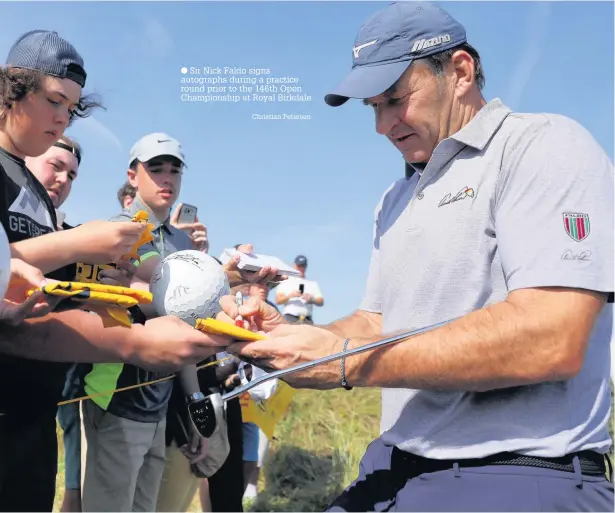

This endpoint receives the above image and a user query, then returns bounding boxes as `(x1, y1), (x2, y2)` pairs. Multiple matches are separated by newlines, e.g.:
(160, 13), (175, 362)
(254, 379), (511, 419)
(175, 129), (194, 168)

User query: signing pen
(235, 290), (244, 327)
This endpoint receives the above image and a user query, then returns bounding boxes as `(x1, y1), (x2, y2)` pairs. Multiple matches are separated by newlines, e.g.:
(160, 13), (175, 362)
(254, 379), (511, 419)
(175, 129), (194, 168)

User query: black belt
(286, 314), (312, 321)
(392, 448), (607, 478)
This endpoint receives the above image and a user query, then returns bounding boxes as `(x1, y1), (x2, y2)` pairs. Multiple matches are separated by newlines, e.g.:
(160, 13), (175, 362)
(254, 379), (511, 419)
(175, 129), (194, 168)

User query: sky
(2, 1), (613, 324)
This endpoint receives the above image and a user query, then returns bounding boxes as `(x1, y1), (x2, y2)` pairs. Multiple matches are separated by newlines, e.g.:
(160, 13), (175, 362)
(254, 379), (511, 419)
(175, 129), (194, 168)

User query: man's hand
(190, 226), (209, 253)
(0, 258), (61, 325)
(67, 221), (147, 264)
(4, 258), (47, 302)
(217, 294), (285, 333)
(223, 243), (282, 287)
(170, 204), (209, 253)
(0, 293), (57, 326)
(302, 293), (314, 303)
(226, 323), (344, 390)
(181, 428), (208, 464)
(129, 316), (231, 372)
(98, 260), (137, 288)
(223, 373), (241, 390)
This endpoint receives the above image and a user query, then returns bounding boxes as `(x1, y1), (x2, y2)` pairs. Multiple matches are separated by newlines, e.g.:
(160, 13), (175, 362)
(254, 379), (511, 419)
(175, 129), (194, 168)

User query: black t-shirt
(0, 148), (75, 418)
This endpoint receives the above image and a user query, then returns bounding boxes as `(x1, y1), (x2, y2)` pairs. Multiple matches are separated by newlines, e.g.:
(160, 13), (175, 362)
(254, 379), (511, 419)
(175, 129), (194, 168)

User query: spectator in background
(25, 135), (84, 512)
(26, 135), (82, 232)
(275, 255), (324, 324)
(116, 180), (136, 209)
(80, 133), (208, 512)
(237, 281), (280, 507)
(0, 28), (102, 511)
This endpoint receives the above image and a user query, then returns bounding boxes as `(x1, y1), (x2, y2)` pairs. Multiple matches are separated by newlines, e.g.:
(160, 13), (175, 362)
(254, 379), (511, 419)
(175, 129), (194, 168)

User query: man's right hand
(130, 316), (231, 372)
(68, 221), (147, 264)
(217, 294), (286, 333)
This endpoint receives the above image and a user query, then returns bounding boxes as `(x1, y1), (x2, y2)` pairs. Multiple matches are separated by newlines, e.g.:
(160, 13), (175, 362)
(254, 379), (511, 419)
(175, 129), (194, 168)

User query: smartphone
(177, 203), (198, 224)
(299, 284), (305, 294)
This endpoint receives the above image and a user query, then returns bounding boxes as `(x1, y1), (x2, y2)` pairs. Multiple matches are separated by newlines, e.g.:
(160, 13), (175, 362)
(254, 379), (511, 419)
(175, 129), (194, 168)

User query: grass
(53, 387), (382, 512)
(54, 384), (615, 512)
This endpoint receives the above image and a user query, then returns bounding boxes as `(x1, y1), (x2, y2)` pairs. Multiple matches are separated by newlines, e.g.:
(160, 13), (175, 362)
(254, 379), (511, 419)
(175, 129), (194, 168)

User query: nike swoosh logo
(158, 139), (171, 143)
(353, 39), (378, 59)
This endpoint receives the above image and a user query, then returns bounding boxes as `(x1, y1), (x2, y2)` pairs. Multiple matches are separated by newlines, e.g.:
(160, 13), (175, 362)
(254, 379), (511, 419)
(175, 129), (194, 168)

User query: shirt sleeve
(275, 279), (292, 295)
(359, 203), (384, 313)
(495, 114), (614, 295)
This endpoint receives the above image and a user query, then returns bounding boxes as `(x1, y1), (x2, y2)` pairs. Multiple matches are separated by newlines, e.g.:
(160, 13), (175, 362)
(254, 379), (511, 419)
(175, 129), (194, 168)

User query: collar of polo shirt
(450, 98), (511, 150)
(405, 98), (511, 178)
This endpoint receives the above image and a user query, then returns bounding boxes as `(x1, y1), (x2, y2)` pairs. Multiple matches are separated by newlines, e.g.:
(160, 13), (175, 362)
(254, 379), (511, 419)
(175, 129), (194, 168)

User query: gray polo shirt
(82, 196), (194, 422)
(360, 98), (614, 459)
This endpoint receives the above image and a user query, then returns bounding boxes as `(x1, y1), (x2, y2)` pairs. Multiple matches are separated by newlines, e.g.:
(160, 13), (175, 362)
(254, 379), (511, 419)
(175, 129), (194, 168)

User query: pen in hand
(234, 290), (244, 327)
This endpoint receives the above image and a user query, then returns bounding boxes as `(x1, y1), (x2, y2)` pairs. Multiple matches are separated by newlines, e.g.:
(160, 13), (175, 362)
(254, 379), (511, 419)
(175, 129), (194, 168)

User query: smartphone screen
(299, 284), (305, 294)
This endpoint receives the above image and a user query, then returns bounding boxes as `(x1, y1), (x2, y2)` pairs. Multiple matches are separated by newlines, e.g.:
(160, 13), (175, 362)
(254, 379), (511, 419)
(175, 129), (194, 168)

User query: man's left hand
(226, 323), (345, 390)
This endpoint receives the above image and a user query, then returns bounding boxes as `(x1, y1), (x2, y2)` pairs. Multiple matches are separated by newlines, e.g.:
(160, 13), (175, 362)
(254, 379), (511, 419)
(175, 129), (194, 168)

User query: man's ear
(127, 167), (138, 188)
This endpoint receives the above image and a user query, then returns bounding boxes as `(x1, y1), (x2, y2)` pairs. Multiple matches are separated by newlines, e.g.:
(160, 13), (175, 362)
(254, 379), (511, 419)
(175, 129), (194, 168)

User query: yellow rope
(57, 356), (234, 406)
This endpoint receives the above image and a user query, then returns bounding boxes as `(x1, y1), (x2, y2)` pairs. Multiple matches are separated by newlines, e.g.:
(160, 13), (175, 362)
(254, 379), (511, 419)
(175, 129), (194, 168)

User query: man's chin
(401, 151), (430, 165)
(47, 193), (61, 209)
(161, 199), (176, 210)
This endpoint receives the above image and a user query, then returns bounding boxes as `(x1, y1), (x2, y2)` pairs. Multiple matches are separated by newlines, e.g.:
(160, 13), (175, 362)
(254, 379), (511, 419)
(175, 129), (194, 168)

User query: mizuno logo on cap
(411, 34), (451, 53)
(353, 39), (378, 59)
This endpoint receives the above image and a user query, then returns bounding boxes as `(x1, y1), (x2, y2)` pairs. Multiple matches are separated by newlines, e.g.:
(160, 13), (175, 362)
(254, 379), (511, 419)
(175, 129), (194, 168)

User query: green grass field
(53, 387), (382, 512)
(54, 385), (614, 512)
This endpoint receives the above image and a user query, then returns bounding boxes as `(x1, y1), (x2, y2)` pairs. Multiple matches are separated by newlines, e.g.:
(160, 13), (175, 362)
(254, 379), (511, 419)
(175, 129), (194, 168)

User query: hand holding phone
(219, 248), (301, 277)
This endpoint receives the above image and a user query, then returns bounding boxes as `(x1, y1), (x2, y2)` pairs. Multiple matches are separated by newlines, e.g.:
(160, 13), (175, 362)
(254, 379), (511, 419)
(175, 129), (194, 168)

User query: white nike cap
(128, 132), (186, 168)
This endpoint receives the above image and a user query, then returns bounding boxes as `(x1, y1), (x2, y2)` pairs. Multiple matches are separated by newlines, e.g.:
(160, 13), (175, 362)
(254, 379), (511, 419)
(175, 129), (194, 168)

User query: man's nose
(375, 106), (399, 136)
(56, 172), (69, 185)
(53, 107), (70, 128)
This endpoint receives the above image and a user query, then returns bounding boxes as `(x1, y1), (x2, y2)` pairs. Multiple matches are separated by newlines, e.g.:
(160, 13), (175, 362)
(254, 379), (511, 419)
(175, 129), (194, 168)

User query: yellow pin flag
(28, 282), (153, 328)
(240, 381), (297, 440)
(195, 317), (267, 341)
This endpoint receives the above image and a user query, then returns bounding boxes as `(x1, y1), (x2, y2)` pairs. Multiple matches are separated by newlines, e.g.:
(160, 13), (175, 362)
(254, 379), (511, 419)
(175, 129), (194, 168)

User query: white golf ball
(150, 250), (230, 326)
(0, 223), (10, 301)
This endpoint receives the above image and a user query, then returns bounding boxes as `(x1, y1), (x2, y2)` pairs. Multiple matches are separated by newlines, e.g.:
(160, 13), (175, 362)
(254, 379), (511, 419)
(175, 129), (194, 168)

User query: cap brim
(137, 151), (187, 167)
(324, 60), (412, 107)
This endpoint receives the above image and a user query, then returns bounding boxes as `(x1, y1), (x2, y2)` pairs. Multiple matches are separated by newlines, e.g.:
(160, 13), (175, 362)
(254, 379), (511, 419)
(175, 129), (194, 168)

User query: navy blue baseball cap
(325, 2), (466, 107)
(294, 255), (308, 267)
(6, 30), (86, 87)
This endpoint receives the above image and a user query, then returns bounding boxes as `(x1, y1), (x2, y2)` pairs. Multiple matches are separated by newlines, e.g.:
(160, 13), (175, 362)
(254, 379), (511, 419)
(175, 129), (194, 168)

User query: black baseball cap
(6, 30), (87, 87)
(294, 255), (308, 267)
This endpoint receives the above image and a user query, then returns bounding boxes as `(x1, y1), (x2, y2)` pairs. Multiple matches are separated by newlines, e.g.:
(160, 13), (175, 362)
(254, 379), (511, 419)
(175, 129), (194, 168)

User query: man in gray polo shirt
(215, 2), (614, 511)
(81, 133), (206, 512)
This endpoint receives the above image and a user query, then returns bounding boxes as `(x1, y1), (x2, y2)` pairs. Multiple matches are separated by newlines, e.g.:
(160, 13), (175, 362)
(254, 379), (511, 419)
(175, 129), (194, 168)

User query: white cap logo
(353, 39), (378, 59)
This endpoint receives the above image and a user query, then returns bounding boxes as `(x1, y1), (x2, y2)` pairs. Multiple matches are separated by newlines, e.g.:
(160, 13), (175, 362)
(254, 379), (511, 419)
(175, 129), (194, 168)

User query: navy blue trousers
(328, 438), (614, 512)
